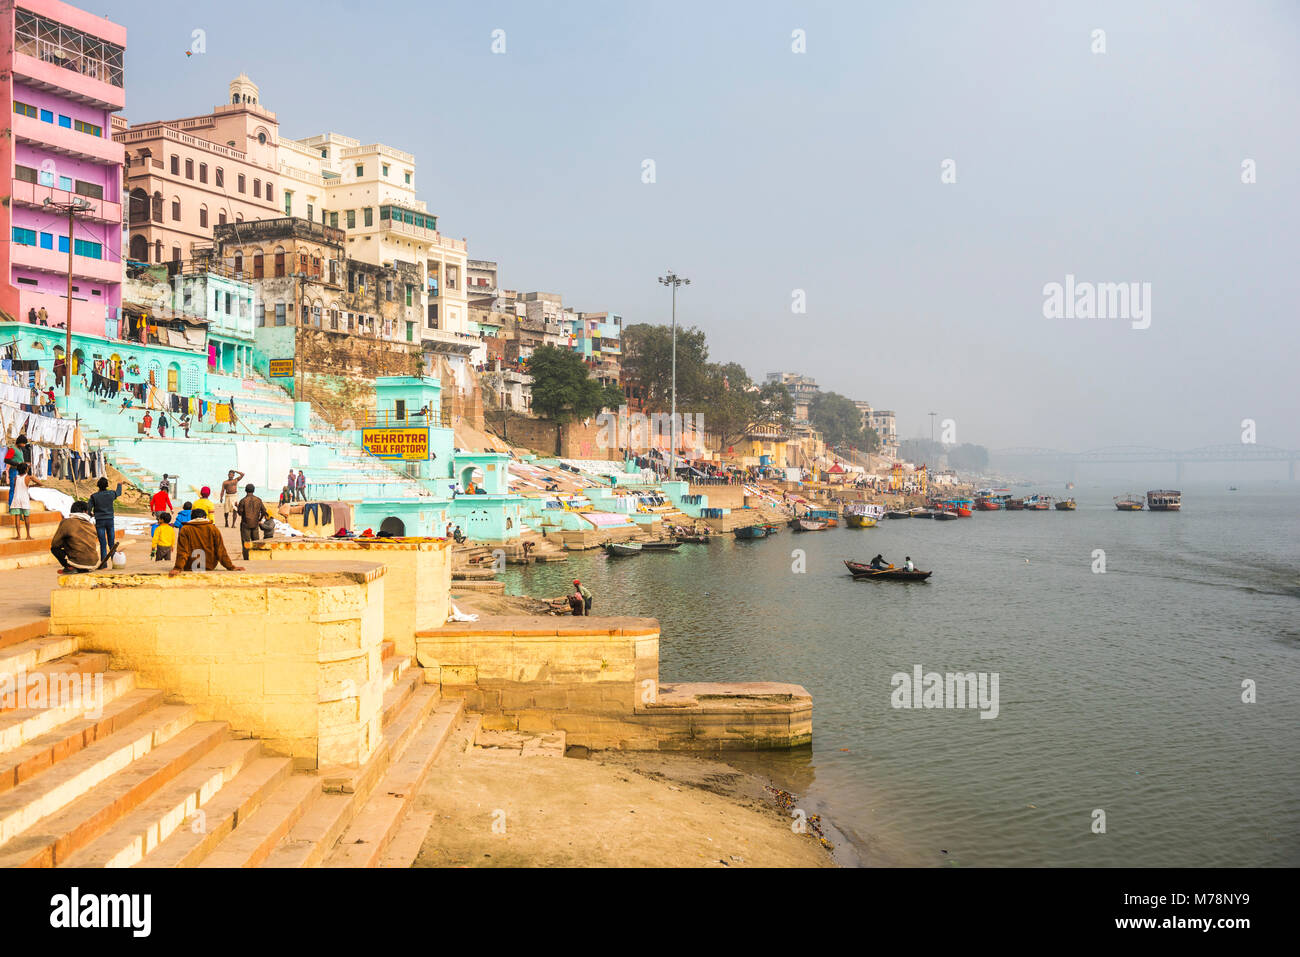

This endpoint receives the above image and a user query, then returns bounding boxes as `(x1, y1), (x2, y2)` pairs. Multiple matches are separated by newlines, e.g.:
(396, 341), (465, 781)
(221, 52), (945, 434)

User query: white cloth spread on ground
(447, 603), (478, 622)
(27, 486), (73, 516)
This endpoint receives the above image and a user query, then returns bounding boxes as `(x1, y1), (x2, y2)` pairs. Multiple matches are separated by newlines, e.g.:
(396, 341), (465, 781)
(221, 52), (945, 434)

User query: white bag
(111, 551), (126, 568)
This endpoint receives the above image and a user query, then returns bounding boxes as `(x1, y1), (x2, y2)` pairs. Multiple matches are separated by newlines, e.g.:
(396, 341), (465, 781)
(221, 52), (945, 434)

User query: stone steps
(0, 634), (454, 869)
(0, 709), (217, 866)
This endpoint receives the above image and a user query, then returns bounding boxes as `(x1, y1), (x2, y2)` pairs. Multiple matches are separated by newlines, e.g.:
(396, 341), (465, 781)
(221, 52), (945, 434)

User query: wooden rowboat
(641, 541), (682, 551)
(845, 514), (878, 528)
(843, 560), (932, 581)
(794, 518), (829, 532)
(604, 541), (643, 556)
(733, 525), (768, 539)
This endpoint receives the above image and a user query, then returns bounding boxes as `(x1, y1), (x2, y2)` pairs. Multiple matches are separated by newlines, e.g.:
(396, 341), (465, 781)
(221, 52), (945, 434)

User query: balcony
(12, 111), (124, 166)
(10, 180), (121, 225)
(213, 218), (345, 247)
(10, 242), (122, 286)
(10, 47), (124, 112)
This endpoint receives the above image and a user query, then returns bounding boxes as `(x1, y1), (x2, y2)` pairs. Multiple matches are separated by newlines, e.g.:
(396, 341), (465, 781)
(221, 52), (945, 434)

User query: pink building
(0, 0), (125, 336)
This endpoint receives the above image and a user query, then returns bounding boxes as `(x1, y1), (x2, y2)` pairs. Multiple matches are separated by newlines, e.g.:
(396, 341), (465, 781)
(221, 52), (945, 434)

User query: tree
(755, 381), (795, 433)
(528, 345), (619, 425)
(621, 323), (711, 412)
(809, 391), (866, 448)
(699, 362), (756, 450)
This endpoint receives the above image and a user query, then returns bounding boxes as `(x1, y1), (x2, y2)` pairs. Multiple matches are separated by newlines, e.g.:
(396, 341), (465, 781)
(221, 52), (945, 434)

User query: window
(199, 163), (208, 183)
(298, 252), (308, 273)
(38, 167), (54, 187)
(14, 165), (37, 184)
(58, 176), (72, 191)
(274, 251), (285, 277)
(58, 115), (71, 128)
(215, 168), (225, 187)
(74, 180), (104, 200)
(347, 271), (356, 293)
(405, 284), (413, 307)
(75, 119), (101, 136)
(218, 211), (227, 226)
(253, 253), (264, 278)
(10, 227), (36, 246)
(355, 165), (364, 177)
(329, 211), (338, 229)
(171, 198), (181, 220)
(363, 207), (373, 227)
(171, 246), (181, 262)
(39, 232), (53, 249)
(346, 209), (355, 229)
(312, 304), (322, 327)
(170, 155), (179, 175)
(234, 252), (243, 275)
(256, 303), (265, 326)
(58, 235), (69, 253)
(306, 203), (313, 221)
(253, 178), (261, 198)
(265, 183), (273, 203)
(258, 131), (267, 145)
(283, 190), (293, 216)
(404, 171), (411, 185)
(427, 304), (438, 329)
(185, 158), (194, 179)
(382, 164), (389, 177)
(225, 292), (232, 314)
(385, 279), (393, 301)
(74, 239), (102, 259)
(275, 303), (286, 326)
(13, 101), (37, 118)
(237, 174), (246, 193)
(199, 206), (208, 228)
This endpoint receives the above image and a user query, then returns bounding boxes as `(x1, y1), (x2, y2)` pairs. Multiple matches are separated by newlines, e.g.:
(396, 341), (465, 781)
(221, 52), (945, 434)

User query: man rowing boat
(870, 554), (888, 570)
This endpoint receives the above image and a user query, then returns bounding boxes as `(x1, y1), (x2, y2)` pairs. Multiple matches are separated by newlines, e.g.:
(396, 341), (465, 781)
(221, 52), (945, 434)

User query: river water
(499, 482), (1300, 867)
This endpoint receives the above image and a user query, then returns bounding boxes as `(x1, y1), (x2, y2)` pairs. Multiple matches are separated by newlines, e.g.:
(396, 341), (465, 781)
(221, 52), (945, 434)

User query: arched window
(151, 192), (163, 222)
(129, 188), (149, 225)
(235, 213), (243, 222)
(129, 234), (148, 262)
(274, 248), (285, 277)
(218, 211), (227, 226)
(199, 205), (208, 228)
(233, 252), (243, 276)
(171, 197), (181, 221)
(199, 163), (207, 184)
(253, 252), (264, 278)
(184, 158), (194, 179)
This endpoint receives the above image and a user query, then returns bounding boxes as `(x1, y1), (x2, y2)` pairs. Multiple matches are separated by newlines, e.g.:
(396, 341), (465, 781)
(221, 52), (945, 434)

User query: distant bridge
(989, 445), (1300, 481)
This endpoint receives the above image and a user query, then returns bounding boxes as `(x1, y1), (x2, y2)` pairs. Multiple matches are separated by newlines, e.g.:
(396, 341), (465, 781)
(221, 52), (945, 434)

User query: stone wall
(50, 563), (387, 769)
(294, 327), (421, 428)
(415, 616), (812, 751)
(494, 416), (619, 460)
(247, 538), (451, 657)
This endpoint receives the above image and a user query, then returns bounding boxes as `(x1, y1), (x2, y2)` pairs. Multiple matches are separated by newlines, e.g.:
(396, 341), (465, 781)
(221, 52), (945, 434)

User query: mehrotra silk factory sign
(362, 427), (430, 460)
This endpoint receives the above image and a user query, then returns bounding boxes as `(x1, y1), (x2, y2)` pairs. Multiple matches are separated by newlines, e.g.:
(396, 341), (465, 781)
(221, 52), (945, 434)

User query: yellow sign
(268, 359), (295, 378)
(363, 427), (430, 460)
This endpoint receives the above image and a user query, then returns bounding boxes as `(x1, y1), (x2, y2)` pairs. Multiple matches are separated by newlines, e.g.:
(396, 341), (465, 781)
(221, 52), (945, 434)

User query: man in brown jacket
(170, 507), (242, 574)
(49, 501), (101, 572)
(236, 483), (271, 560)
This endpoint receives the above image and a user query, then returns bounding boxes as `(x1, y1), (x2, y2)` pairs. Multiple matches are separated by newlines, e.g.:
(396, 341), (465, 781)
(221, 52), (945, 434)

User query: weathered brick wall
(294, 327), (422, 427)
(492, 416), (620, 459)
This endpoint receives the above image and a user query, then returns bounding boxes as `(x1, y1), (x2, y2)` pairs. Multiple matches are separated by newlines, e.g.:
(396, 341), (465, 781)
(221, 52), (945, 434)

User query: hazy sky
(107, 0), (1298, 452)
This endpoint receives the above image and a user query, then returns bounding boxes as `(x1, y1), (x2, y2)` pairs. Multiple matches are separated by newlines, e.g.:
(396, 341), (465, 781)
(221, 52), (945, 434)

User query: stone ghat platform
(246, 538), (452, 658)
(50, 561), (389, 770)
(415, 616), (812, 751)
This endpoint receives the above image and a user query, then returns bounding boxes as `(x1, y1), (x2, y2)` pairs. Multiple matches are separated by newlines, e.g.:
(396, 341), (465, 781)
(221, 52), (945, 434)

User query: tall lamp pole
(658, 271), (690, 475)
(929, 411), (937, 446)
(44, 196), (91, 396)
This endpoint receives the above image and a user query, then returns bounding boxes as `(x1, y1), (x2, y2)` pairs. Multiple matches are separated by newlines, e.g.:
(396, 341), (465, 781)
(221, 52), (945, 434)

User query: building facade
(1, 0), (125, 336)
(117, 75), (281, 267)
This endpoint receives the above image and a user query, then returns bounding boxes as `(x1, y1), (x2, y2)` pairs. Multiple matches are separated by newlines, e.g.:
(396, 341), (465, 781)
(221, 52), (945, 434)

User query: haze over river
(501, 482), (1300, 866)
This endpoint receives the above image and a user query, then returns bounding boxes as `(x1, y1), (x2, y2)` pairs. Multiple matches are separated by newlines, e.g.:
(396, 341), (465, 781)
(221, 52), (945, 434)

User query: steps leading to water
(0, 626), (462, 868)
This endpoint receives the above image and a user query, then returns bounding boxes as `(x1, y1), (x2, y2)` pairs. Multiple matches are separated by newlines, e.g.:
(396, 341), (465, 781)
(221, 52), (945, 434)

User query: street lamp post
(929, 411), (937, 446)
(658, 271), (690, 475)
(44, 196), (91, 396)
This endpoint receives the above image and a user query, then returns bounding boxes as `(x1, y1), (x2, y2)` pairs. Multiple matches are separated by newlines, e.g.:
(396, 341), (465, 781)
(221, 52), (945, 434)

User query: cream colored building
(276, 131), (472, 357)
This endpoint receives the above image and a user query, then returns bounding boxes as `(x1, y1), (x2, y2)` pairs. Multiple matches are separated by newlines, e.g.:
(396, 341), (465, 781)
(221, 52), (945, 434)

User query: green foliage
(527, 345), (618, 424)
(621, 323), (711, 411)
(809, 391), (866, 448)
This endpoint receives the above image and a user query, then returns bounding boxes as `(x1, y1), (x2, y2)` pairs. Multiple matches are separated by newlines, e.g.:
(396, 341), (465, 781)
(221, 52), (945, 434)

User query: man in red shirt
(149, 480), (173, 521)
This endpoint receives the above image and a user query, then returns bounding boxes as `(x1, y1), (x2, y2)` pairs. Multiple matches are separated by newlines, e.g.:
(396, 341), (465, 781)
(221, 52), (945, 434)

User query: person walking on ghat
(220, 470), (245, 528)
(236, 483), (270, 560)
(149, 480), (173, 522)
(170, 507), (241, 574)
(295, 469), (307, 502)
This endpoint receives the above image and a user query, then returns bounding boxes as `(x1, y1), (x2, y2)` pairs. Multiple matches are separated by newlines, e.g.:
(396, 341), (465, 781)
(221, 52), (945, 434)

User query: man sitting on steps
(170, 507), (242, 575)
